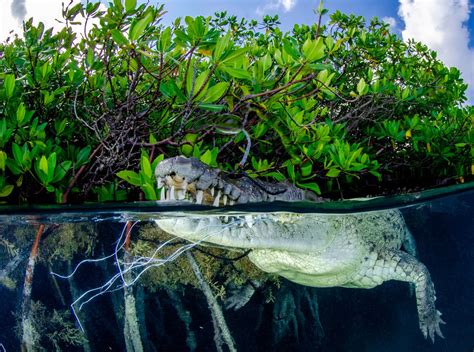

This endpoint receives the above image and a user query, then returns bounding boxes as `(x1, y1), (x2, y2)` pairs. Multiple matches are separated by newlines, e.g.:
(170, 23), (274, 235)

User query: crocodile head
(155, 156), (319, 206)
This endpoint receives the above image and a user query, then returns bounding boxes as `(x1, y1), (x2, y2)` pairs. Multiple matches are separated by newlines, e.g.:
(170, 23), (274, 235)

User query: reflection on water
(0, 186), (473, 351)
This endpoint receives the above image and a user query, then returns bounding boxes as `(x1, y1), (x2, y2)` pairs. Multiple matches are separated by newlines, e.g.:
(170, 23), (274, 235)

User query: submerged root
(123, 222), (144, 352)
(21, 224), (45, 352)
(186, 252), (236, 352)
(166, 288), (197, 351)
(51, 218), (243, 332)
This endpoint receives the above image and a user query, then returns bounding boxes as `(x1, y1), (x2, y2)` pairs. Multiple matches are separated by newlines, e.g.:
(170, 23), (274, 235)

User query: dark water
(0, 184), (473, 351)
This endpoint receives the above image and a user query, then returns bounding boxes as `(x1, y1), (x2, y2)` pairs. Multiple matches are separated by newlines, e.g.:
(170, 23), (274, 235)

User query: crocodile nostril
(172, 174), (184, 183)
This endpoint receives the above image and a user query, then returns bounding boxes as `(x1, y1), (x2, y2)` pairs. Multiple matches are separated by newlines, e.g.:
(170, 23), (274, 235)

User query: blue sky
(163, 0), (401, 32)
(163, 0), (474, 102)
(1, 0), (473, 102)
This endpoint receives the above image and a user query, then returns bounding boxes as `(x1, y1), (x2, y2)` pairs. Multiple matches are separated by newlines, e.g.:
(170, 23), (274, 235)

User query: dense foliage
(0, 0), (472, 204)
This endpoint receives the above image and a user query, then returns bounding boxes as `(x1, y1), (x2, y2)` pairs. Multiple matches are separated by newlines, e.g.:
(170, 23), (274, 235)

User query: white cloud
(381, 16), (397, 31)
(1, 0), (64, 41)
(1, 0), (104, 43)
(256, 0), (297, 16)
(398, 0), (474, 103)
(1, 0), (21, 41)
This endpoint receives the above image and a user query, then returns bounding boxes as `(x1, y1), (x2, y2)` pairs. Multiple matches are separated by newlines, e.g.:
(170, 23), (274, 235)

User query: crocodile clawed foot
(420, 310), (445, 343)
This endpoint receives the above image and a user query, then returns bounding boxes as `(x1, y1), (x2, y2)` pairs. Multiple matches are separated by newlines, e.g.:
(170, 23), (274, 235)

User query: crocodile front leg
(352, 249), (445, 342)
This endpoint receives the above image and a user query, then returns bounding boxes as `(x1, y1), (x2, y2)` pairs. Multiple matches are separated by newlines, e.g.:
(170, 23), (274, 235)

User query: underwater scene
(0, 185), (473, 352)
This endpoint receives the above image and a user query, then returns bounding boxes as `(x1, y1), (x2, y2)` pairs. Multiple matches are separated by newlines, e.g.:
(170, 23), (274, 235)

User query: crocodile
(154, 156), (445, 342)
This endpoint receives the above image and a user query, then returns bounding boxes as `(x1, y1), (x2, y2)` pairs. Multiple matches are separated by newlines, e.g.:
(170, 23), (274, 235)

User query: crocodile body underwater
(154, 156), (445, 342)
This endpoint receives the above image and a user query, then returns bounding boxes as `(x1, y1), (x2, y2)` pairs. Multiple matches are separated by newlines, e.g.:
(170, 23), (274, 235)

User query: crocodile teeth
(169, 186), (175, 200)
(156, 176), (164, 188)
(160, 187), (166, 200)
(229, 200), (235, 206)
(222, 195), (228, 206)
(245, 215), (254, 228)
(210, 187), (215, 197)
(196, 190), (204, 204)
(176, 189), (186, 200)
(213, 190), (221, 207)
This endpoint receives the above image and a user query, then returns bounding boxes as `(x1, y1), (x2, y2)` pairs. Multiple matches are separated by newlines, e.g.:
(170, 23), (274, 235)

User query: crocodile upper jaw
(155, 156), (308, 206)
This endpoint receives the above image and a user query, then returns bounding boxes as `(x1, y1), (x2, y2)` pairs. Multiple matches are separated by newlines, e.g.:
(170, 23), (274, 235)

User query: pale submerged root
(50, 217), (242, 335)
(186, 251), (237, 352)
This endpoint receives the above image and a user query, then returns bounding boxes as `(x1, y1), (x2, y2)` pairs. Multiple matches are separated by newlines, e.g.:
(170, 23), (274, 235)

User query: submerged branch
(0, 249), (28, 283)
(186, 252), (237, 352)
(123, 222), (145, 352)
(21, 224), (45, 352)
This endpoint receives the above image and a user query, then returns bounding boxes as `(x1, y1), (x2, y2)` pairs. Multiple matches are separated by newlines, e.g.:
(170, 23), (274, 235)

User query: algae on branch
(133, 223), (271, 297)
(41, 223), (97, 262)
(16, 300), (87, 352)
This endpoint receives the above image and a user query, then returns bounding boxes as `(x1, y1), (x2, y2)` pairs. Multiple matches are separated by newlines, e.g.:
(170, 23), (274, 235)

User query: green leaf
(158, 27), (171, 51)
(151, 153), (165, 171)
(357, 78), (367, 96)
(0, 185), (14, 197)
(317, 0), (324, 14)
(117, 170), (142, 186)
(455, 143), (467, 148)
(283, 39), (299, 60)
(39, 155), (48, 175)
(316, 69), (328, 84)
(202, 82), (229, 103)
(220, 66), (252, 80)
(12, 143), (22, 165)
(0, 151), (6, 171)
(287, 162), (296, 182)
(198, 103), (226, 111)
(3, 74), (15, 99)
(113, 0), (123, 11)
(77, 146), (91, 166)
(200, 150), (213, 165)
(186, 69), (209, 98)
(221, 48), (247, 64)
(298, 182), (321, 195)
(141, 154), (152, 179)
(370, 170), (382, 181)
(52, 161), (72, 183)
(213, 32), (230, 61)
(47, 153), (57, 181)
(125, 0), (136, 12)
(141, 183), (157, 200)
(43, 91), (55, 106)
(326, 168), (341, 178)
(86, 48), (94, 67)
(301, 162), (312, 177)
(302, 37), (325, 62)
(129, 12), (153, 41)
(6, 160), (21, 175)
(111, 29), (129, 45)
(16, 103), (26, 124)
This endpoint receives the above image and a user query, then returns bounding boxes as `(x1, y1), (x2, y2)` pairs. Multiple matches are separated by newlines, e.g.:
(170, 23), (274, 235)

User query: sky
(1, 0), (473, 103)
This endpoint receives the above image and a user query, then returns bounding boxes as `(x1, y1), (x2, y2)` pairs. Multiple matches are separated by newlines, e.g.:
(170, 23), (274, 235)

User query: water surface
(0, 184), (473, 351)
